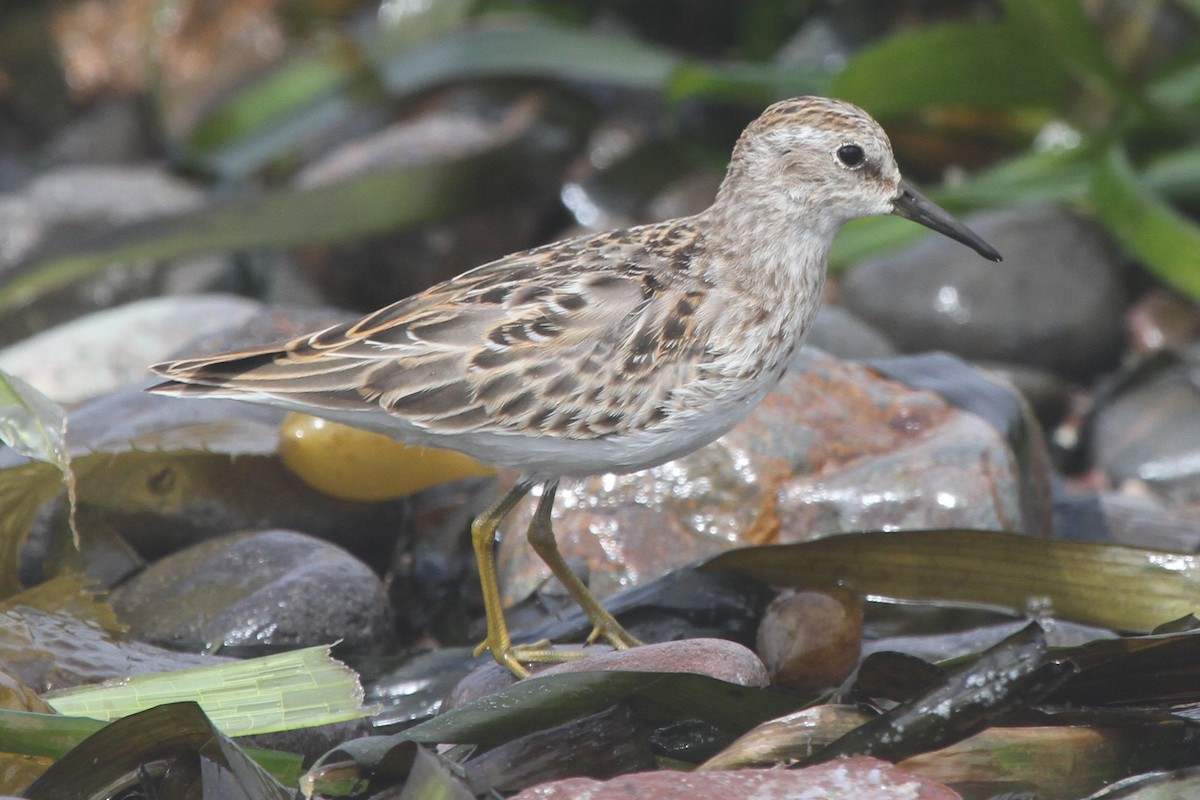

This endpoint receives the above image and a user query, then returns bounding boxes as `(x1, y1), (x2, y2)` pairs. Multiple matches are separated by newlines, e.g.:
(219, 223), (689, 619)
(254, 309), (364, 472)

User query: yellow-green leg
(472, 479), (642, 679)
(471, 480), (534, 678)
(525, 481), (642, 651)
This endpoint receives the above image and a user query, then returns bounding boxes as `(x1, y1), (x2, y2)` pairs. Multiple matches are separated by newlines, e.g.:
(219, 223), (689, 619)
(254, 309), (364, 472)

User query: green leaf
(0, 371), (78, 546)
(20, 702), (297, 798)
(0, 371), (67, 468)
(1000, 0), (1133, 104)
(664, 61), (829, 108)
(0, 461), (67, 598)
(832, 20), (1066, 117)
(1142, 143), (1200, 202)
(900, 716), (1200, 799)
(375, 20), (679, 96)
(313, 670), (809, 788)
(43, 645), (373, 737)
(184, 0), (478, 178)
(2, 128), (556, 318)
(704, 531), (1200, 633)
(186, 53), (361, 157)
(376, 20), (828, 108)
(1092, 144), (1200, 300)
(0, 708), (302, 784)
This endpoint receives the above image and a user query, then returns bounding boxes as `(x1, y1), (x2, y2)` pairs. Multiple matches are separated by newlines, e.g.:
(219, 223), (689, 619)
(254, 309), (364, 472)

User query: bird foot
(585, 623), (643, 650)
(475, 636), (631, 679)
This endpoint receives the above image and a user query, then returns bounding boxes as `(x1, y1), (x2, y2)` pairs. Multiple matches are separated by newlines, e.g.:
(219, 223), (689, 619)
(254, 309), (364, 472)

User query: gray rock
(840, 205), (1127, 379)
(976, 360), (1073, 434)
(0, 294), (261, 403)
(290, 91), (581, 310)
(110, 529), (392, 650)
(44, 100), (152, 165)
(1092, 358), (1200, 507)
(0, 165), (204, 269)
(1055, 489), (1200, 551)
(0, 164), (218, 344)
(805, 305), (897, 360)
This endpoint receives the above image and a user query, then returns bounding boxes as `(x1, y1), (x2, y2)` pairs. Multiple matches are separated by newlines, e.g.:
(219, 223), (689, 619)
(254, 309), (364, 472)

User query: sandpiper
(150, 96), (1000, 678)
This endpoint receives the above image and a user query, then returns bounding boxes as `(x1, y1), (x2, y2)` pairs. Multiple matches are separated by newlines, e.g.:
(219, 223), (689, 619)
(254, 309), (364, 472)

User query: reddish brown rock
(446, 639), (767, 710)
(499, 349), (1047, 604)
(511, 756), (962, 800)
(756, 587), (863, 690)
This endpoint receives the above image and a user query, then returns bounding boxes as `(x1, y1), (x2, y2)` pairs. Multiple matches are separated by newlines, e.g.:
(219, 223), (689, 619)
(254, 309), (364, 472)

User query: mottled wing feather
(152, 221), (716, 440)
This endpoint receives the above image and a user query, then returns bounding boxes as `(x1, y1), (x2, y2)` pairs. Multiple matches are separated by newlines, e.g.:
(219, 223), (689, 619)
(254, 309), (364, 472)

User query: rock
(44, 99), (153, 165)
(0, 604), (232, 692)
(0, 165), (203, 269)
(0, 164), (218, 344)
(1055, 489), (1200, 551)
(756, 587), (863, 690)
(465, 705), (656, 794)
(0, 294), (261, 403)
(291, 91), (582, 310)
(511, 756), (962, 800)
(805, 305), (897, 360)
(499, 349), (1051, 605)
(1126, 288), (1200, 355)
(446, 639), (768, 710)
(110, 529), (392, 651)
(1092, 355), (1200, 507)
(537, 638), (768, 684)
(976, 360), (1073, 434)
(840, 206), (1127, 380)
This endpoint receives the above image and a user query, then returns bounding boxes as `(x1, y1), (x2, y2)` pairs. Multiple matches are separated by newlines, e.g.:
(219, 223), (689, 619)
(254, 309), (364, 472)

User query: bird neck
(702, 184), (839, 303)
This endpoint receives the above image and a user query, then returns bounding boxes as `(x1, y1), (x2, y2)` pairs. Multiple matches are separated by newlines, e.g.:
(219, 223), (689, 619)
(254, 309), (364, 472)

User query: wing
(151, 220), (720, 440)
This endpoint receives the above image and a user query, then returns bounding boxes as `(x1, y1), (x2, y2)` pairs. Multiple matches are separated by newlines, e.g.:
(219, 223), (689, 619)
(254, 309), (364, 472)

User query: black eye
(836, 144), (865, 168)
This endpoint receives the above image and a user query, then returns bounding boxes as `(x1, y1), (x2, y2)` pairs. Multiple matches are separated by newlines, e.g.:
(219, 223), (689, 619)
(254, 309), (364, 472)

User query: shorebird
(150, 96), (1000, 678)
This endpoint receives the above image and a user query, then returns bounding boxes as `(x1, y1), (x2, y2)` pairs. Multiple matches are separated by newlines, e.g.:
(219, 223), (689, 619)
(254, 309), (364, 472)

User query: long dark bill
(892, 180), (1002, 262)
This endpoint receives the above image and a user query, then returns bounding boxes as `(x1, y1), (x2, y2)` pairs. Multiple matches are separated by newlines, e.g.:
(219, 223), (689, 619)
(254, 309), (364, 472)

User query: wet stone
(109, 529), (392, 651)
(805, 305), (897, 361)
(1126, 288), (1200, 355)
(292, 91), (579, 310)
(1092, 356), (1200, 507)
(465, 705), (656, 795)
(499, 349), (1050, 604)
(756, 587), (863, 690)
(0, 294), (262, 404)
(976, 361), (1074, 435)
(840, 205), (1128, 380)
(511, 756), (962, 800)
(446, 639), (768, 710)
(1055, 489), (1200, 552)
(0, 604), (230, 692)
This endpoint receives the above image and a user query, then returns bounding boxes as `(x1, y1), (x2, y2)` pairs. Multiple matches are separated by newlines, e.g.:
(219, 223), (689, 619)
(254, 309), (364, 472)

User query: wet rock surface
(445, 638), (769, 711)
(0, 294), (261, 403)
(511, 756), (962, 800)
(109, 529), (392, 651)
(840, 206), (1128, 380)
(756, 587), (863, 690)
(499, 349), (1051, 604)
(1091, 353), (1200, 507)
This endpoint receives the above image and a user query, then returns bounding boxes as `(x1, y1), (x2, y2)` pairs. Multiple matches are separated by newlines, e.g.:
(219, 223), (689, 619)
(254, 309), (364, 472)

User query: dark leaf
(21, 702), (296, 799)
(803, 623), (1075, 764)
